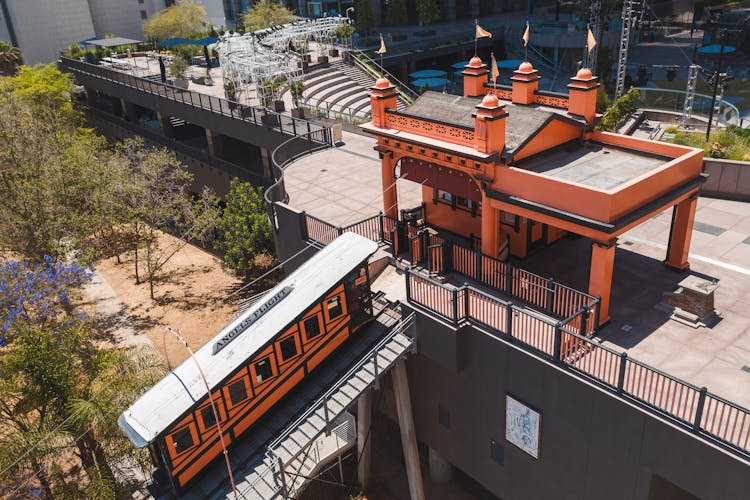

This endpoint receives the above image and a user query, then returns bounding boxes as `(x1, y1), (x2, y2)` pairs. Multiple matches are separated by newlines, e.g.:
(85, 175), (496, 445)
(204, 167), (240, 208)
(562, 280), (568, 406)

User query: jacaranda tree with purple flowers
(0, 257), (92, 346)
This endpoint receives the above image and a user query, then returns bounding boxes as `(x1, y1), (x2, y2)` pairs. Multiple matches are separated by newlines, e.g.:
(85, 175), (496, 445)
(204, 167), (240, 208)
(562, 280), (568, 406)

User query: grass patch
(665, 125), (750, 160)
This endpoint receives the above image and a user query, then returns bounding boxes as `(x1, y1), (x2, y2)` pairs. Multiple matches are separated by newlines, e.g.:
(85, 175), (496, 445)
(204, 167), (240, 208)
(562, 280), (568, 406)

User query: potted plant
(170, 55), (190, 89)
(204, 68), (213, 86)
(290, 80), (305, 118)
(224, 78), (238, 108)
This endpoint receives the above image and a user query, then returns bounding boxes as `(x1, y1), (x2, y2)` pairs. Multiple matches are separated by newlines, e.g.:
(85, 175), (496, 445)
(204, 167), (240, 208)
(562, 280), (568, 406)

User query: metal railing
(405, 269), (750, 459)
(349, 49), (418, 104)
(242, 312), (415, 498)
(300, 212), (600, 335)
(299, 98), (370, 125)
(59, 56), (328, 137)
(634, 87), (742, 127)
(265, 128), (333, 229)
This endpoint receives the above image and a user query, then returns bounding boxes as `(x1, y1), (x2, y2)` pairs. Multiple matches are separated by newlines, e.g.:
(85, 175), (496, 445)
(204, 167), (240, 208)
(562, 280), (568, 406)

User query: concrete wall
(87, 0), (167, 40)
(403, 307), (750, 499)
(271, 202), (321, 273)
(1, 0), (95, 64)
(701, 158), (750, 202)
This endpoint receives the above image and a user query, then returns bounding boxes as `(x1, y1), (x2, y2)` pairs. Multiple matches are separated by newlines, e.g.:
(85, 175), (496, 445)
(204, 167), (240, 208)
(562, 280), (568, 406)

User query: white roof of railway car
(118, 233), (379, 447)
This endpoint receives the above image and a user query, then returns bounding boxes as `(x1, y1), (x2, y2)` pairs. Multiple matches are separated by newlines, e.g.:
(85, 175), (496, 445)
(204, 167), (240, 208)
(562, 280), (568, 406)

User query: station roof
(402, 91), (588, 155)
(518, 140), (669, 191)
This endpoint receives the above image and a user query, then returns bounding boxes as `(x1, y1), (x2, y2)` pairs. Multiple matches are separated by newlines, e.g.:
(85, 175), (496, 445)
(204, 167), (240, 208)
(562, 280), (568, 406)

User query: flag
(587, 27), (597, 54)
(522, 22), (530, 47)
(376, 34), (386, 55)
(491, 53), (499, 85)
(476, 23), (492, 39)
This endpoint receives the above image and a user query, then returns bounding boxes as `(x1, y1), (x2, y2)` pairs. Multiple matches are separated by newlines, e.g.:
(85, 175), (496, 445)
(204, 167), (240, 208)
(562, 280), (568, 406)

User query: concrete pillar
(120, 98), (137, 121)
(260, 147), (273, 179)
(588, 239), (617, 325)
(84, 87), (97, 105)
(428, 447), (452, 483)
(382, 154), (398, 219)
(481, 193), (499, 257)
(442, 0), (456, 20)
(392, 360), (425, 500)
(665, 195), (698, 271)
(470, 0), (479, 17)
(156, 112), (175, 138)
(357, 388), (372, 490)
(205, 128), (224, 157)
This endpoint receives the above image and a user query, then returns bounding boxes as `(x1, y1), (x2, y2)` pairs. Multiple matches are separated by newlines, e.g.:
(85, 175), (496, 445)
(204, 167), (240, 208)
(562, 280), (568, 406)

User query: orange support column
(665, 195), (698, 270)
(381, 154), (398, 219)
(588, 239), (616, 325)
(481, 193), (499, 257)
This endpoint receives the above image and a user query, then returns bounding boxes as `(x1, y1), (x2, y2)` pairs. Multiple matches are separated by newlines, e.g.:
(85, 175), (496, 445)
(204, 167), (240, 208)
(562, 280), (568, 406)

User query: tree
(112, 138), (219, 299)
(386, 0), (408, 26)
(355, 0), (376, 38)
(416, 0), (440, 26)
(143, 0), (208, 41)
(244, 0), (295, 31)
(0, 65), (116, 264)
(0, 259), (167, 498)
(0, 41), (22, 76)
(216, 179), (275, 280)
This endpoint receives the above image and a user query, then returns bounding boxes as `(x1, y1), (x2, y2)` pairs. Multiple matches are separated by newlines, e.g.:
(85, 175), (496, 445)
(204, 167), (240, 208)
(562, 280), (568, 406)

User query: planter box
(261, 113), (280, 127)
(328, 49), (339, 57)
(173, 78), (189, 89)
(273, 100), (285, 112)
(317, 55), (329, 64)
(291, 108), (306, 119)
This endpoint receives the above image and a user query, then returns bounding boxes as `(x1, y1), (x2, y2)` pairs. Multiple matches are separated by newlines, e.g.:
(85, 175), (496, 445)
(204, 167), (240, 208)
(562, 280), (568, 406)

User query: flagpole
(584, 24), (589, 68)
(524, 21), (528, 62)
(474, 19), (478, 57)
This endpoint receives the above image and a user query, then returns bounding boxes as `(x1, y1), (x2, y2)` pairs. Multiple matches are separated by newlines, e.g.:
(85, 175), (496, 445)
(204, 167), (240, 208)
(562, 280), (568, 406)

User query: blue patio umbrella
(698, 44), (737, 54)
(412, 77), (451, 88)
(497, 59), (524, 69)
(192, 37), (219, 46)
(410, 69), (448, 79)
(158, 37), (194, 47)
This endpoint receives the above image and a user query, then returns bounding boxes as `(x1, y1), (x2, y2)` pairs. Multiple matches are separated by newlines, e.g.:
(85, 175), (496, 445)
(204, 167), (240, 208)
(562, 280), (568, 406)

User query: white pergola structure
(215, 32), (301, 106)
(256, 16), (351, 54)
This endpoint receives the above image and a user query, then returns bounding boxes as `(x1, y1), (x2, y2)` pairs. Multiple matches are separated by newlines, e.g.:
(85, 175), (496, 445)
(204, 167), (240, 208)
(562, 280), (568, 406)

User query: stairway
(300, 61), (409, 122)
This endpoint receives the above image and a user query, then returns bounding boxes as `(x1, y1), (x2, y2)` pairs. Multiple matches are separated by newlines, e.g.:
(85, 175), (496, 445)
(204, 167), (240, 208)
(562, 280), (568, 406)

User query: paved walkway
(83, 271), (153, 348)
(284, 130), (422, 225)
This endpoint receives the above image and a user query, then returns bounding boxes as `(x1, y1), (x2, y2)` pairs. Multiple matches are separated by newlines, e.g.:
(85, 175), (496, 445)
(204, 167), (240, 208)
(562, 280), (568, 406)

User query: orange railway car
(118, 233), (379, 492)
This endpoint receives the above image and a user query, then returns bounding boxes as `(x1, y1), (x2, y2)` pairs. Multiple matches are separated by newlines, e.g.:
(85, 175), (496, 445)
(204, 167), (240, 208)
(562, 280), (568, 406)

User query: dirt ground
(93, 232), (242, 366)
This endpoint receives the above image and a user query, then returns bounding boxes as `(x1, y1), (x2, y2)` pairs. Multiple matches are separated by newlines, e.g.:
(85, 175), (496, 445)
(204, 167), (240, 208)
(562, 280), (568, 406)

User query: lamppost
(164, 327), (238, 498)
(346, 6), (354, 19)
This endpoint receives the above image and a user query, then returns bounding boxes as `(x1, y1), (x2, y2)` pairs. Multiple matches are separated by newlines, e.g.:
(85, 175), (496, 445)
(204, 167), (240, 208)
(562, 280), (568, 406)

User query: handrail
(244, 312), (415, 497)
(267, 312), (414, 453)
(407, 270), (750, 459)
(349, 49), (418, 103)
(265, 128), (333, 229)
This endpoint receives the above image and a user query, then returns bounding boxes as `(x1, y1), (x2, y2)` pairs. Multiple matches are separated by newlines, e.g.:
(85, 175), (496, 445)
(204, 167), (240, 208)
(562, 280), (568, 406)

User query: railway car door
(344, 263), (372, 330)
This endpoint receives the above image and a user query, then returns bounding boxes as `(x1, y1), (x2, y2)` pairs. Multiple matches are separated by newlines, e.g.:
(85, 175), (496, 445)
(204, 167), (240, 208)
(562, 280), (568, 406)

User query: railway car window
(303, 316), (321, 340)
(201, 406), (217, 428)
(327, 296), (343, 319)
(279, 337), (297, 361)
(171, 428), (194, 454)
(255, 358), (273, 383)
(228, 380), (248, 405)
